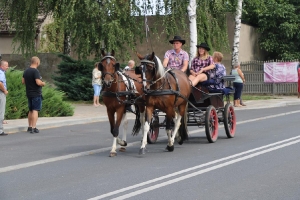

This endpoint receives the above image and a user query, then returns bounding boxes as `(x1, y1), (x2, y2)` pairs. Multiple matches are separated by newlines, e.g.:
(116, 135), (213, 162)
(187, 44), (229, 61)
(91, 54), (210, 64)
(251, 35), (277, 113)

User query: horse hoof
(109, 152), (117, 157)
(139, 148), (146, 155)
(178, 140), (184, 145)
(119, 147), (126, 152)
(166, 145), (174, 152)
(122, 141), (127, 147)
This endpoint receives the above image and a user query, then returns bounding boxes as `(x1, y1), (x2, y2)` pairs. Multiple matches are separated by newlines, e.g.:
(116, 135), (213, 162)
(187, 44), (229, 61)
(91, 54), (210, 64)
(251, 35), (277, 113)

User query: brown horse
(99, 50), (145, 157)
(136, 52), (191, 154)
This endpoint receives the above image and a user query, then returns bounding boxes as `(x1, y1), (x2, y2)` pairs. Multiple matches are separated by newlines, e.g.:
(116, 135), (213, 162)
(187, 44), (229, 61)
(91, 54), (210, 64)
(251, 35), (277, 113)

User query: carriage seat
(197, 75), (235, 95)
(208, 87), (234, 95)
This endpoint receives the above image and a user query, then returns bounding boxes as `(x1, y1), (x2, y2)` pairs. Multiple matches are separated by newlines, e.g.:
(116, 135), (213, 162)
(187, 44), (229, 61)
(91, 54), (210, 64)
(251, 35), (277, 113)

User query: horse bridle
(140, 58), (156, 82)
(101, 55), (117, 85)
(140, 57), (168, 91)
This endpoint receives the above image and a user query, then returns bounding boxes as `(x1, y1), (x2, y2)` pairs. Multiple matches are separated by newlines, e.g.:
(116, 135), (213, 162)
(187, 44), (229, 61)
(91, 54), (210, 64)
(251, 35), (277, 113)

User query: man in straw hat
(163, 36), (189, 72)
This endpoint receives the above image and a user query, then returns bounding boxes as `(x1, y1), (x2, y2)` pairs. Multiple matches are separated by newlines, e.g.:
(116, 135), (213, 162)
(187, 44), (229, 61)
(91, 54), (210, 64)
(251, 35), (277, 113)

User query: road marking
(0, 144), (136, 174)
(0, 110), (299, 174)
(236, 110), (300, 125)
(188, 110), (300, 134)
(88, 137), (300, 200)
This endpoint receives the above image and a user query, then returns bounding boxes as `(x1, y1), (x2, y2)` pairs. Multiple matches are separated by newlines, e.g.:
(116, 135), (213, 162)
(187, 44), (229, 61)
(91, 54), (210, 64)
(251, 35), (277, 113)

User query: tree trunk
(63, 31), (71, 56)
(231, 0), (243, 68)
(187, 0), (197, 68)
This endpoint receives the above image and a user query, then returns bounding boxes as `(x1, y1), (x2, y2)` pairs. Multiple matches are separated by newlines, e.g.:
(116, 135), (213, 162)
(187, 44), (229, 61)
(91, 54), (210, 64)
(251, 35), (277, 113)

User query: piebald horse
(99, 50), (145, 157)
(136, 52), (191, 154)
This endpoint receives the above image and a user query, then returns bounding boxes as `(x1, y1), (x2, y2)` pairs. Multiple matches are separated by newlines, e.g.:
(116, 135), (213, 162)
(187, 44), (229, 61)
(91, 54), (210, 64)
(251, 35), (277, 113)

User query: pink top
(164, 49), (189, 70)
(190, 56), (214, 73)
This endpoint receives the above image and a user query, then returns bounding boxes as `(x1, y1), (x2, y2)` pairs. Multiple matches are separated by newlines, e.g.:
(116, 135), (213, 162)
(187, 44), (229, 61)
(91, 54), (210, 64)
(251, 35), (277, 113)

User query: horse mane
(154, 56), (164, 78)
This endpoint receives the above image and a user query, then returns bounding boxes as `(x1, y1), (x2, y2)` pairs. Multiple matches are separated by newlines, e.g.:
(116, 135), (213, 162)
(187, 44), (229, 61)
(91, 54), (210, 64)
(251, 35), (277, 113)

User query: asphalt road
(1, 105), (300, 200)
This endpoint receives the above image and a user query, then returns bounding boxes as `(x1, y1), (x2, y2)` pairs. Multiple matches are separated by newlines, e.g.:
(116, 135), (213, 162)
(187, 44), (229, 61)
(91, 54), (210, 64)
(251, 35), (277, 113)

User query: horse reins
(139, 58), (173, 93)
(101, 55), (141, 104)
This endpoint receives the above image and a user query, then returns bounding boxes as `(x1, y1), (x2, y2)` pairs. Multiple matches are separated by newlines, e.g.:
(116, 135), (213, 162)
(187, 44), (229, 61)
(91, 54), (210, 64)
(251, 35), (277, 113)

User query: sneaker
(30, 128), (39, 134)
(27, 127), (32, 132)
(0, 132), (8, 136)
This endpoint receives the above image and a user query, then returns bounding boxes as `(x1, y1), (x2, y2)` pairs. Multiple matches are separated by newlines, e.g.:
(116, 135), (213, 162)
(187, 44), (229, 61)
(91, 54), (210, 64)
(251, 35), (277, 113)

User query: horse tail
(177, 103), (189, 144)
(132, 104), (141, 136)
(178, 117), (188, 143)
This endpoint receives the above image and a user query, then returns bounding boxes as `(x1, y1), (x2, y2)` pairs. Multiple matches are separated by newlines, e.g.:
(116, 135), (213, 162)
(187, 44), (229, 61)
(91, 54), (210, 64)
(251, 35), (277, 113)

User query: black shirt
(23, 67), (42, 98)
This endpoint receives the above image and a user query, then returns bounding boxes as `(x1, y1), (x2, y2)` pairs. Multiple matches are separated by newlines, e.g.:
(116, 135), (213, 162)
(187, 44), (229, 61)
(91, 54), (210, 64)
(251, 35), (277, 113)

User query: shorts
(28, 96), (42, 111)
(93, 84), (102, 96)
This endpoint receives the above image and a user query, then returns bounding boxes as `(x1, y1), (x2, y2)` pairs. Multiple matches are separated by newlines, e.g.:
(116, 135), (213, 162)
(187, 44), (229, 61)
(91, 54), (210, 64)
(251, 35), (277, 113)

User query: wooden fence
(240, 60), (299, 95)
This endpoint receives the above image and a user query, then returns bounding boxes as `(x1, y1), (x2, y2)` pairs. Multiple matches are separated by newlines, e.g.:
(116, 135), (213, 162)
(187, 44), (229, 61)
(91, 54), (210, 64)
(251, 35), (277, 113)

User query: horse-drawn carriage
(147, 76), (236, 145)
(99, 50), (236, 157)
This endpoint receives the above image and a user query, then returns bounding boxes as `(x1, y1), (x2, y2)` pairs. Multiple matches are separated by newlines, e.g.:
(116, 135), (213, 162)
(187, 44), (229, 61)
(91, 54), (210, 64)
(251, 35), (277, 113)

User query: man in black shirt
(22, 57), (45, 133)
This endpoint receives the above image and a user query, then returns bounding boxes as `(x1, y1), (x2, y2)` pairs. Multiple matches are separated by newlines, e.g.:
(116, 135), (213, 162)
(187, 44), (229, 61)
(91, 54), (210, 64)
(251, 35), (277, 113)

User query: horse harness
(138, 58), (209, 112)
(100, 55), (139, 104)
(101, 72), (141, 104)
(139, 59), (182, 105)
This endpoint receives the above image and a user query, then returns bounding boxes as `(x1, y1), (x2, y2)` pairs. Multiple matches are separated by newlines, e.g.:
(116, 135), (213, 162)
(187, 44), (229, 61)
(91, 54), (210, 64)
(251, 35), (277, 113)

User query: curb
(5, 114), (137, 134)
(235, 101), (300, 110)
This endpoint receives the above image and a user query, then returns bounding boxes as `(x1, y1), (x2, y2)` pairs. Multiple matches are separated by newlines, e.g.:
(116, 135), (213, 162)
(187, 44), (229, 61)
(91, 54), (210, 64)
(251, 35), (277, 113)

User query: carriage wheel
(147, 115), (159, 144)
(223, 103), (236, 138)
(205, 105), (219, 143)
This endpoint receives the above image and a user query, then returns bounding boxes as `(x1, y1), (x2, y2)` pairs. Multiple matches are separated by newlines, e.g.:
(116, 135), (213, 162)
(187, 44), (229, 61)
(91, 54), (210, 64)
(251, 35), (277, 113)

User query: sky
(134, 0), (166, 16)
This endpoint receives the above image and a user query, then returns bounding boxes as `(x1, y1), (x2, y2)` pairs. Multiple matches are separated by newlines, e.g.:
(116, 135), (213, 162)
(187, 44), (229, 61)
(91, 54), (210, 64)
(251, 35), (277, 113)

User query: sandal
(2, 120), (8, 124)
(234, 105), (242, 107)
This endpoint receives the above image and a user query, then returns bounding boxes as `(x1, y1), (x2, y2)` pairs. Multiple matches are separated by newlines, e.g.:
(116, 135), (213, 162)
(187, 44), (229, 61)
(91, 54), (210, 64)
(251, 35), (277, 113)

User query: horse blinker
(98, 63), (103, 71)
(135, 66), (142, 74)
(114, 63), (120, 71)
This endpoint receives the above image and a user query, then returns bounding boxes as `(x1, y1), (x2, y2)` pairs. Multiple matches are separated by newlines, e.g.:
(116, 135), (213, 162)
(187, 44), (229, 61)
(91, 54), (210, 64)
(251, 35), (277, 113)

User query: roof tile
(0, 8), (10, 32)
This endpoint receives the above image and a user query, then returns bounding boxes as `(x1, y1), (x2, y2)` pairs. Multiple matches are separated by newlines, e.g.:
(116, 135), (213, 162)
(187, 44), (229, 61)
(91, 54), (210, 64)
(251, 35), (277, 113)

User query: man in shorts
(22, 56), (46, 133)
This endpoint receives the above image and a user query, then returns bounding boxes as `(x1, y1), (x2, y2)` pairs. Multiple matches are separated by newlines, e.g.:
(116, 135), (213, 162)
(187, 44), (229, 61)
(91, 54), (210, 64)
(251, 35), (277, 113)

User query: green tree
(52, 54), (94, 101)
(39, 20), (65, 53)
(242, 0), (300, 60)
(1, 0), (55, 55)
(2, 0), (233, 59)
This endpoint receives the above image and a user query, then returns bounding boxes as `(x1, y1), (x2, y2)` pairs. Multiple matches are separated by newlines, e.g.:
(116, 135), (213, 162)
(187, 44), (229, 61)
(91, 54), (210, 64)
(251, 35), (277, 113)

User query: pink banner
(264, 62), (299, 83)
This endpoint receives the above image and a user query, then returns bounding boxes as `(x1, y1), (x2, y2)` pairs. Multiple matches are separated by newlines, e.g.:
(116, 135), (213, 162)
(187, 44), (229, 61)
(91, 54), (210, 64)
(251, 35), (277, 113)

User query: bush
(5, 68), (74, 119)
(52, 54), (95, 101)
(52, 54), (129, 101)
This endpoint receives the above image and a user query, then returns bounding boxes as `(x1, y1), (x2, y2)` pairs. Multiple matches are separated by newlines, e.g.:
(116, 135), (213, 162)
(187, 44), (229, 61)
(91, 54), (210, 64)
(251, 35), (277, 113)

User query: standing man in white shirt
(0, 60), (9, 136)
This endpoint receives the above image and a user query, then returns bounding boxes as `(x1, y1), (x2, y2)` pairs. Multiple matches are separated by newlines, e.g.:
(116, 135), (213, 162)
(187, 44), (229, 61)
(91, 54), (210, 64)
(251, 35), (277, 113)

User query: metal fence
(240, 60), (299, 95)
